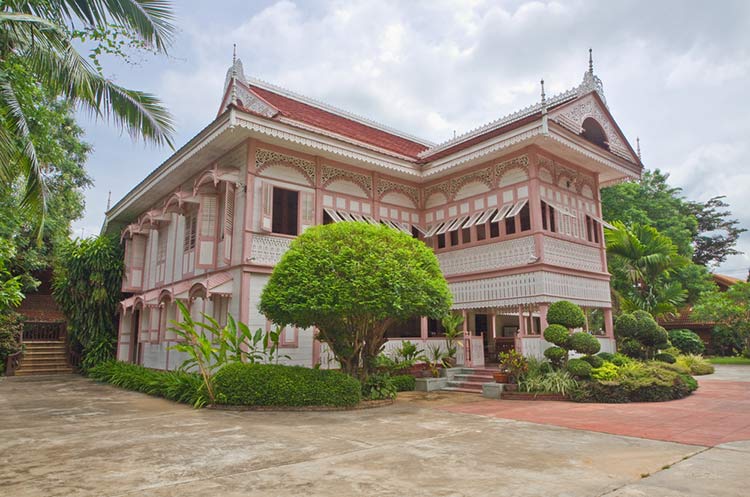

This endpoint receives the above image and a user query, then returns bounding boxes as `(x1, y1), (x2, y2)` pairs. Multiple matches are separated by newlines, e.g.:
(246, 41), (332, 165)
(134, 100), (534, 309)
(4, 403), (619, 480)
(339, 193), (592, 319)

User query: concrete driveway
(1, 371), (748, 497)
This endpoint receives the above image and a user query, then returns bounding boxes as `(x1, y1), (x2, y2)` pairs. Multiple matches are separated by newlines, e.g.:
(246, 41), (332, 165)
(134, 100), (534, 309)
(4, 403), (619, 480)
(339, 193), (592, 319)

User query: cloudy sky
(74, 0), (750, 278)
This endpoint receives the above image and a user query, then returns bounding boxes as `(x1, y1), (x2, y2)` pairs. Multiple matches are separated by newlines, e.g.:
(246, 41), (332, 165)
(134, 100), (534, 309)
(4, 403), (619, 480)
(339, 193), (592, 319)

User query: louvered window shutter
(198, 196), (218, 267)
(261, 182), (273, 232)
(223, 183), (235, 260)
(300, 191), (315, 232)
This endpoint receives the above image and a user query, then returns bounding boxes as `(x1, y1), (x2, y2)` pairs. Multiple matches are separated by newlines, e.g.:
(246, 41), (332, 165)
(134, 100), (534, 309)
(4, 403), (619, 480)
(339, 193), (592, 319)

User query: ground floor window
(272, 187), (299, 235)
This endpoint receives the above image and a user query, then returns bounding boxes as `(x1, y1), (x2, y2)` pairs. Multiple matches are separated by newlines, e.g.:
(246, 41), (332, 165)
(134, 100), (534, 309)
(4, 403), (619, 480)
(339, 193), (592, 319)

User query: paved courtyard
(1, 367), (748, 497)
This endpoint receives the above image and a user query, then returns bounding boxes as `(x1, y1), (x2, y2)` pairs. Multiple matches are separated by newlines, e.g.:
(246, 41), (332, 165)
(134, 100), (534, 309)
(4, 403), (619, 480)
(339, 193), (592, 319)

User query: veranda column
(420, 316), (428, 340)
(490, 312), (497, 356)
(515, 305), (525, 354)
(462, 310), (470, 367)
(603, 308), (615, 338)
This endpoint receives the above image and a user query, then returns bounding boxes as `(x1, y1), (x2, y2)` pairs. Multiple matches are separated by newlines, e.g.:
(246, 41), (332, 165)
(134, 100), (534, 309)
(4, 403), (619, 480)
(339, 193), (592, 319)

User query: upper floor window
(183, 212), (197, 252)
(272, 187), (299, 236)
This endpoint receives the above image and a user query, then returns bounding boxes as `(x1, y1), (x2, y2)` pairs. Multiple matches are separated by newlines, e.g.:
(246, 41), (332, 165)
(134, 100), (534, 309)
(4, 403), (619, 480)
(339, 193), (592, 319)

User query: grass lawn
(708, 357), (750, 365)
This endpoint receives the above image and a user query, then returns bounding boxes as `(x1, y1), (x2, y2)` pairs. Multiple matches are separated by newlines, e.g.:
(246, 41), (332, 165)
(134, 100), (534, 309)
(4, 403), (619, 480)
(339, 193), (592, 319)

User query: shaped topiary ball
(566, 358), (593, 378)
(618, 337), (644, 359)
(654, 352), (676, 364)
(547, 301), (586, 329)
(581, 354), (604, 368)
(614, 313), (639, 339)
(543, 346), (567, 365)
(569, 332), (601, 355)
(543, 324), (571, 348)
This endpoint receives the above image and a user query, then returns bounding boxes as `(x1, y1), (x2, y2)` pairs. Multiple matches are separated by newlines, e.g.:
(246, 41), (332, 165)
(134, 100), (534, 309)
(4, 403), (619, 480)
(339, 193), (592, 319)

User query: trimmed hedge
(391, 374), (416, 392)
(654, 353), (676, 364)
(582, 355), (604, 368)
(544, 346), (567, 364)
(543, 324), (570, 347)
(214, 363), (361, 407)
(567, 358), (593, 378)
(668, 329), (705, 355)
(88, 360), (205, 406)
(569, 332), (601, 355)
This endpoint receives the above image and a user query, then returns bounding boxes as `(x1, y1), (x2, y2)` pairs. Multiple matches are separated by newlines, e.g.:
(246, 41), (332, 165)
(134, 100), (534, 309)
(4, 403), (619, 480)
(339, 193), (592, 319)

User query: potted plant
(441, 313), (464, 368)
(497, 350), (528, 384)
(424, 344), (446, 378)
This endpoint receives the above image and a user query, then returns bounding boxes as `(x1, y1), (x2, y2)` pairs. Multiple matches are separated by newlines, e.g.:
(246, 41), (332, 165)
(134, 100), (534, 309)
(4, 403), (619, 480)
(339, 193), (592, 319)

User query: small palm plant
(441, 313), (464, 367)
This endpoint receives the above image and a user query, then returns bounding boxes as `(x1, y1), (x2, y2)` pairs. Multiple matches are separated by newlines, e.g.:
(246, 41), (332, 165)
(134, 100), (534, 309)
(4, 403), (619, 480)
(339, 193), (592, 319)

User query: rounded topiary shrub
(618, 337), (644, 359)
(668, 329), (705, 355)
(214, 363), (362, 407)
(543, 324), (570, 347)
(567, 358), (593, 378)
(547, 301), (586, 329)
(614, 313), (639, 339)
(654, 353), (676, 364)
(582, 354), (604, 368)
(569, 332), (601, 355)
(597, 352), (615, 361)
(544, 346), (567, 365)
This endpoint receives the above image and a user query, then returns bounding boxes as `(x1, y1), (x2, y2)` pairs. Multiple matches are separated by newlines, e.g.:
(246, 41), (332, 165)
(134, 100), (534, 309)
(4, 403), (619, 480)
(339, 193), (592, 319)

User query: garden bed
(501, 392), (567, 401)
(208, 398), (393, 412)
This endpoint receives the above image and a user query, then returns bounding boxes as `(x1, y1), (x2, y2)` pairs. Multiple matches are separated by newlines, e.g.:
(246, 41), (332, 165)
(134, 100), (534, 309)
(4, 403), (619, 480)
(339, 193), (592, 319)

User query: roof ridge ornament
(577, 48), (606, 106)
(636, 136), (642, 160)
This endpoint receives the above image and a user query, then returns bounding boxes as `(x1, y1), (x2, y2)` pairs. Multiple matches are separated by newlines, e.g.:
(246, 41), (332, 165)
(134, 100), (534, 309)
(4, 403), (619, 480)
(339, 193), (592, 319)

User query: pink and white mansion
(104, 53), (642, 369)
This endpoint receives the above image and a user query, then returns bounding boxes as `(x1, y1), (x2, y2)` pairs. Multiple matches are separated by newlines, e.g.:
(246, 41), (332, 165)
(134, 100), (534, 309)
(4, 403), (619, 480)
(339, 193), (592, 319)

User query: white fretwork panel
(543, 237), (603, 273)
(450, 271), (611, 309)
(437, 237), (535, 276)
(250, 234), (292, 266)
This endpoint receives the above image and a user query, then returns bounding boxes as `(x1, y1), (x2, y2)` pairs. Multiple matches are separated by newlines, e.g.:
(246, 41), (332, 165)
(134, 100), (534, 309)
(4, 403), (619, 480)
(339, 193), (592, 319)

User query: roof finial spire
(230, 44), (238, 103)
(588, 48), (594, 74)
(106, 190), (111, 211)
(636, 136), (642, 160)
(540, 78), (548, 115)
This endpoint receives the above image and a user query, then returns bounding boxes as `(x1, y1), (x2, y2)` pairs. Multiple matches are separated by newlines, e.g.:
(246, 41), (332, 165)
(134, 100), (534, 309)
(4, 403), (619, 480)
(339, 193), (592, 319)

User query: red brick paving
(438, 379), (750, 447)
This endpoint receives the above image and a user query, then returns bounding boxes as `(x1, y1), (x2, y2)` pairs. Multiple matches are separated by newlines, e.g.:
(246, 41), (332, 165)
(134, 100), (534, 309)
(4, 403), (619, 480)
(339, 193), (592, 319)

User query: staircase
(15, 341), (73, 375)
(441, 367), (497, 393)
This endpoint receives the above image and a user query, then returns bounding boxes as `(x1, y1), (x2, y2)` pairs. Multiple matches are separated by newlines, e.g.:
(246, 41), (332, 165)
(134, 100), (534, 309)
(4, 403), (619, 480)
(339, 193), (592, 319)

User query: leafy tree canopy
(693, 282), (750, 353)
(259, 222), (452, 380)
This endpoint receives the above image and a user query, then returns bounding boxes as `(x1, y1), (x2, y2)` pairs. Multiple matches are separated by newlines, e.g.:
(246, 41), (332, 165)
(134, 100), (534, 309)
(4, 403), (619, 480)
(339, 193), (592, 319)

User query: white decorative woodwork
(450, 271), (611, 309)
(256, 148), (316, 185)
(437, 236), (535, 276)
(250, 235), (292, 266)
(542, 237), (603, 273)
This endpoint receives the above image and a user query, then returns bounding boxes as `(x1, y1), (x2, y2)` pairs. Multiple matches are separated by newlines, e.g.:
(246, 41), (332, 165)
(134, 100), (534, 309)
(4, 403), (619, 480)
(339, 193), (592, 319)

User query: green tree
(52, 235), (123, 370)
(693, 282), (750, 355)
(259, 222), (452, 381)
(687, 196), (747, 267)
(0, 59), (92, 290)
(605, 221), (687, 317)
(0, 0), (174, 229)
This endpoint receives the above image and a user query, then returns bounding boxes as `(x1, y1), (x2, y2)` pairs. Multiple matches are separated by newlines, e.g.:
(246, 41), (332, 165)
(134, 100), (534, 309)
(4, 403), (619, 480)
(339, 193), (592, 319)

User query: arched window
(581, 118), (608, 150)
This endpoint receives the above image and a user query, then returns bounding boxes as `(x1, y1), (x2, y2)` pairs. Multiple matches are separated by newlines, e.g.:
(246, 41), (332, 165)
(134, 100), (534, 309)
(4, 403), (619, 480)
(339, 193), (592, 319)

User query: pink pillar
(420, 316), (428, 340)
(603, 308), (615, 339)
(462, 310), (471, 366)
(538, 303), (549, 332)
(489, 312), (497, 356)
(312, 327), (321, 367)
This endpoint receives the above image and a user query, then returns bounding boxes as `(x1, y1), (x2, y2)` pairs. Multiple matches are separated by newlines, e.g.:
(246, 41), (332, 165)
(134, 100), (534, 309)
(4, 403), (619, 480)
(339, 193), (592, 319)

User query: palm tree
(0, 1), (175, 231)
(605, 221), (687, 317)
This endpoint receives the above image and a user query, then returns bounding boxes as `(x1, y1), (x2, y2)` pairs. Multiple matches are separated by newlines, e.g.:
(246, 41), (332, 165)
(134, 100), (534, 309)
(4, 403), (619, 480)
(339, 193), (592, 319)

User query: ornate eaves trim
(256, 148), (316, 185)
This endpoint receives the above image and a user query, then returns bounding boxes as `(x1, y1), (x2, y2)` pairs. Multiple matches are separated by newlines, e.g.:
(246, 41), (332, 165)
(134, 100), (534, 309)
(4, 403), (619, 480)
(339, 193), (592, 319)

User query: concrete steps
(15, 341), (72, 375)
(442, 368), (496, 394)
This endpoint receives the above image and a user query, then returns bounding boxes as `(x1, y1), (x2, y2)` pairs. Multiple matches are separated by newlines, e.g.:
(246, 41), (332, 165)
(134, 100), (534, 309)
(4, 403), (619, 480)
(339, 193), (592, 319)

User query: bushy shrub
(361, 371), (398, 400)
(676, 354), (715, 375)
(391, 374), (416, 392)
(582, 355), (604, 368)
(610, 353), (633, 367)
(0, 312), (23, 370)
(543, 346), (567, 366)
(519, 369), (578, 396)
(569, 332), (601, 355)
(591, 362), (618, 381)
(543, 324), (570, 348)
(668, 329), (705, 355)
(547, 301), (586, 329)
(618, 338), (645, 359)
(214, 363), (362, 407)
(709, 326), (745, 356)
(566, 358), (593, 378)
(88, 360), (206, 407)
(654, 353), (676, 364)
(596, 352), (615, 361)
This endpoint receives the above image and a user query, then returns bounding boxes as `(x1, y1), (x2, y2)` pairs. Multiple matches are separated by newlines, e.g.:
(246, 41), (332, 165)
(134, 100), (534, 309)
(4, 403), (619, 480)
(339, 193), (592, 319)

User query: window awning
(325, 208), (419, 234)
(589, 215), (615, 230)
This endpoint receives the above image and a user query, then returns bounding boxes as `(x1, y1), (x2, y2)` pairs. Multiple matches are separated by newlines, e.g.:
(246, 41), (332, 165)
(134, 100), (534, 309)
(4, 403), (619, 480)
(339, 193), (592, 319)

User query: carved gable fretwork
(552, 94), (634, 162)
(450, 166), (493, 198)
(377, 178), (419, 207)
(256, 149), (316, 185)
(321, 165), (372, 196)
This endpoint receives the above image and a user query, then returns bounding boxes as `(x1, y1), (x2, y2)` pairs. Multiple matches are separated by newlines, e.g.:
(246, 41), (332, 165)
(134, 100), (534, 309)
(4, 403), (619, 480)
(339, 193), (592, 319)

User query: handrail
(23, 322), (66, 342)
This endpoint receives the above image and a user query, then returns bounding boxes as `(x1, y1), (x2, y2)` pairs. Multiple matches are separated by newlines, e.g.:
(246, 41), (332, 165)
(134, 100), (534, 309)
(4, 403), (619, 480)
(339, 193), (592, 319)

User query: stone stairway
(441, 367), (497, 393)
(15, 341), (73, 375)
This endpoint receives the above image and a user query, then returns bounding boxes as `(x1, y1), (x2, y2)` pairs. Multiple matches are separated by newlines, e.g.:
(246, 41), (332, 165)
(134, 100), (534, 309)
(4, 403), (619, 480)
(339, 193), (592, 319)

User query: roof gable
(550, 91), (639, 163)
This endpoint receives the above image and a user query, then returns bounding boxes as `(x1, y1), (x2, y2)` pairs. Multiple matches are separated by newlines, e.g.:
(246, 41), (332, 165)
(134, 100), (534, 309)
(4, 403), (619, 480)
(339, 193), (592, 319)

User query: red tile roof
(246, 83), (429, 159)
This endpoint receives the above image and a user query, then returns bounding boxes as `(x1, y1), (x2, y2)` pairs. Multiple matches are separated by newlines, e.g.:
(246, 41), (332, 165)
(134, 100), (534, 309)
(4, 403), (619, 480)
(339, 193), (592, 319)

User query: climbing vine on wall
(53, 236), (123, 371)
